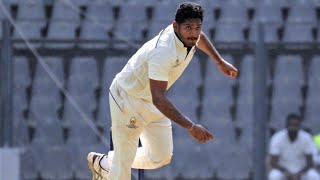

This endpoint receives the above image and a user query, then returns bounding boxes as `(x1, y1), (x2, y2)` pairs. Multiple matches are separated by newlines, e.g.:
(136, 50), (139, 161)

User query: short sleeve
(303, 133), (315, 155)
(269, 133), (281, 155)
(148, 48), (175, 81)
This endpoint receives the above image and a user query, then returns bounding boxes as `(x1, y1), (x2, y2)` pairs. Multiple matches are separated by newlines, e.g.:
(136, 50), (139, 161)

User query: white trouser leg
(301, 169), (320, 180)
(107, 82), (173, 179)
(132, 117), (173, 169)
(268, 169), (285, 180)
(107, 90), (143, 180)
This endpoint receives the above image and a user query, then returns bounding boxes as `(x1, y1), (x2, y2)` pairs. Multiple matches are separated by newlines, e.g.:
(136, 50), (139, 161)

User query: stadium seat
(303, 100), (320, 133)
(249, 23), (281, 43)
(283, 22), (314, 43)
(67, 123), (99, 145)
(255, 0), (283, 23)
(32, 118), (64, 145)
(214, 22), (245, 43)
(51, 1), (80, 21)
(102, 56), (128, 88)
(96, 95), (111, 130)
(216, 145), (251, 180)
(202, 111), (236, 143)
(287, 0), (317, 24)
(172, 140), (214, 179)
(269, 102), (301, 129)
(37, 145), (73, 180)
(147, 21), (170, 40)
(112, 22), (146, 47)
(203, 55), (235, 105)
(34, 56), (65, 83)
(118, 3), (147, 22)
(13, 20), (45, 48)
(21, 147), (39, 180)
(79, 20), (111, 49)
(69, 56), (98, 77)
(219, 0), (248, 23)
(16, 1), (45, 20)
(85, 3), (114, 25)
(13, 56), (31, 93)
(29, 96), (61, 126)
(45, 21), (78, 48)
(12, 112), (29, 147)
(307, 56), (320, 91)
(152, 3), (177, 24)
(273, 55), (304, 85)
(13, 93), (28, 114)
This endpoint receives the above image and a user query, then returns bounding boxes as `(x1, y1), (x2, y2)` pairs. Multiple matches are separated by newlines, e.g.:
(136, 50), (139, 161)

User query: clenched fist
(188, 124), (214, 142)
(217, 59), (238, 78)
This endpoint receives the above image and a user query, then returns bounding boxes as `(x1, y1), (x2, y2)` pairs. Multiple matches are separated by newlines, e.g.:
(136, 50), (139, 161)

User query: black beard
(288, 131), (298, 142)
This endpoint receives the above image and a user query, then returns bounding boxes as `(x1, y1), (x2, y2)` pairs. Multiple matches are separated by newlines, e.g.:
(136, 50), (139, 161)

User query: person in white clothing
(87, 2), (238, 180)
(268, 114), (320, 180)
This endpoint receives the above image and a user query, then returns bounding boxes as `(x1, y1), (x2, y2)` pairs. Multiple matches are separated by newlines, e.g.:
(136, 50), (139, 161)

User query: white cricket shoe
(87, 152), (110, 180)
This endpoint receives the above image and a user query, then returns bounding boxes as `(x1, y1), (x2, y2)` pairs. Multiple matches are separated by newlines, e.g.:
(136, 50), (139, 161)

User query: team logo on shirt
(127, 117), (138, 129)
(173, 59), (180, 67)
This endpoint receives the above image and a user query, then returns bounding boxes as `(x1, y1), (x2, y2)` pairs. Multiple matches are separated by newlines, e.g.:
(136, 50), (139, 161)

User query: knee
(268, 169), (283, 180)
(305, 169), (320, 180)
(149, 150), (172, 167)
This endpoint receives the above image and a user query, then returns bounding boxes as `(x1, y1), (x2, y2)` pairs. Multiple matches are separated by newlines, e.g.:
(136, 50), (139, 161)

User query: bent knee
(149, 151), (172, 167)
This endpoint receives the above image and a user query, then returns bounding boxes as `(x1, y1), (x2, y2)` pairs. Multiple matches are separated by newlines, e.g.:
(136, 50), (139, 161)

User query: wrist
(188, 122), (195, 132)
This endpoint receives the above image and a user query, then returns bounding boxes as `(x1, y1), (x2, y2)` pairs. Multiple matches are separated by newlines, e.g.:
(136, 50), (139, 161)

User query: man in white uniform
(269, 114), (320, 180)
(87, 2), (238, 180)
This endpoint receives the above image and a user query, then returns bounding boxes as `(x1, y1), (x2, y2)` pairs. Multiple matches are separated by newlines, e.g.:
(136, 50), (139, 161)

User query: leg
(107, 88), (144, 180)
(268, 169), (285, 180)
(301, 169), (320, 180)
(131, 117), (173, 169)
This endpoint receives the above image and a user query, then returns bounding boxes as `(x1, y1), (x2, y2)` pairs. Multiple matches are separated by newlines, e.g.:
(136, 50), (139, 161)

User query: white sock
(100, 156), (109, 170)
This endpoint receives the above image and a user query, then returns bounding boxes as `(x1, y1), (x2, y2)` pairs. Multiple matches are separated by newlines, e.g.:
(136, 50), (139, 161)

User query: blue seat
(67, 123), (99, 145)
(287, 0), (316, 24)
(13, 112), (29, 146)
(219, 0), (248, 23)
(79, 20), (111, 49)
(21, 147), (39, 180)
(32, 119), (64, 145)
(51, 1), (80, 21)
(85, 3), (114, 24)
(216, 145), (251, 180)
(283, 22), (314, 43)
(102, 56), (128, 88)
(37, 145), (73, 180)
(45, 21), (78, 48)
(215, 22), (245, 43)
(13, 56), (31, 92)
(17, 1), (45, 20)
(269, 102), (300, 129)
(13, 20), (45, 49)
(34, 56), (65, 83)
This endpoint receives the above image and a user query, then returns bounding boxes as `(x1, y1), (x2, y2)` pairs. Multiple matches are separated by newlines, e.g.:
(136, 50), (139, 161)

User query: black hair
(175, 2), (204, 24)
(286, 113), (302, 126)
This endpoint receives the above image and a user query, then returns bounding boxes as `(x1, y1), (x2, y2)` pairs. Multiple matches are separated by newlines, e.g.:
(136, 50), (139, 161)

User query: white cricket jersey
(114, 24), (198, 102)
(269, 129), (315, 173)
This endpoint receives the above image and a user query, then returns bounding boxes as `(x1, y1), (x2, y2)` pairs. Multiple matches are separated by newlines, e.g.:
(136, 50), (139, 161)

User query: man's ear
(173, 21), (178, 31)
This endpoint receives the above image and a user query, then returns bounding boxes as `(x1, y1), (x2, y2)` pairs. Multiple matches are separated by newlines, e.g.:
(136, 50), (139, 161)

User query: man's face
(287, 118), (301, 141)
(173, 18), (202, 47)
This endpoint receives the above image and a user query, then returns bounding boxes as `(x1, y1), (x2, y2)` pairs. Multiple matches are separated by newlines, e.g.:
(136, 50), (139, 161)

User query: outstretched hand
(188, 124), (214, 142)
(217, 59), (238, 78)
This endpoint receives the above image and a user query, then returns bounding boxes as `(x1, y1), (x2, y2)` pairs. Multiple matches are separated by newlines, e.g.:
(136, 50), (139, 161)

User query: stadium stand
(1, 0), (319, 179)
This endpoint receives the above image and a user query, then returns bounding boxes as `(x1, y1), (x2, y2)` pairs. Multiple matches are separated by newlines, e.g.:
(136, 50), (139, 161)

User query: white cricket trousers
(107, 81), (173, 180)
(268, 169), (320, 180)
